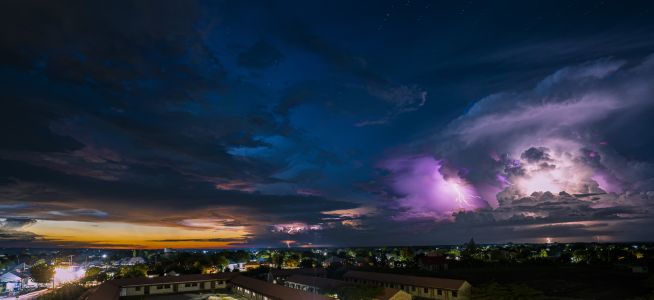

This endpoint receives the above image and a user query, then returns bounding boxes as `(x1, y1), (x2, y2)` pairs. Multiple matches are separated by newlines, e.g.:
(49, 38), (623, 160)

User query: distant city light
(102, 254), (107, 258)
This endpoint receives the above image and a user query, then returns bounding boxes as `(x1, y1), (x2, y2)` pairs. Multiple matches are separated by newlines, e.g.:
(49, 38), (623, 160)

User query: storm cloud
(1, 0), (654, 247)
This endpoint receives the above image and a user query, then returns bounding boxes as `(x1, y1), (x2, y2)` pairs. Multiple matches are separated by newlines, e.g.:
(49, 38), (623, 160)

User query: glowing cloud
(381, 156), (485, 219)
(271, 222), (322, 234)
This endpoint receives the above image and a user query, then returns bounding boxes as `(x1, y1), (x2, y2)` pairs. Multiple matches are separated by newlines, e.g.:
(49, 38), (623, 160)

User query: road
(0, 289), (50, 300)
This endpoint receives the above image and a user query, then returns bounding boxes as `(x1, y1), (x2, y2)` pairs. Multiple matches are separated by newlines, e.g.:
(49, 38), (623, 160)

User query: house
(343, 271), (471, 300)
(227, 262), (246, 272)
(11, 263), (30, 274)
(285, 274), (412, 300)
(0, 271), (29, 293)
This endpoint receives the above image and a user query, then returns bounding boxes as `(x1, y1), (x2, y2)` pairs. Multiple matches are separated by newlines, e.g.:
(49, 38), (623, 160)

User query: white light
(54, 266), (86, 286)
(102, 254), (107, 258)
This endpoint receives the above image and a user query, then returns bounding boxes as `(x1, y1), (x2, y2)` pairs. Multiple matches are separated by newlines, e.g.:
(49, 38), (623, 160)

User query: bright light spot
(516, 172), (564, 194)
(271, 223), (322, 234)
(101, 254), (107, 258)
(546, 237), (552, 244)
(54, 266), (85, 286)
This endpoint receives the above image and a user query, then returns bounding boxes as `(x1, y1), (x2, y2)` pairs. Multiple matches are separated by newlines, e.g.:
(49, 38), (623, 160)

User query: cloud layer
(1, 1), (654, 247)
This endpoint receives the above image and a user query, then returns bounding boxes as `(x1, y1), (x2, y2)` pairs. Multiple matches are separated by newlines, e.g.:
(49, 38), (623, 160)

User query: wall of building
(344, 277), (468, 300)
(177, 282), (202, 292)
(233, 285), (272, 300)
(121, 286), (145, 296)
(284, 281), (317, 293)
(120, 279), (231, 297)
(149, 284), (174, 294)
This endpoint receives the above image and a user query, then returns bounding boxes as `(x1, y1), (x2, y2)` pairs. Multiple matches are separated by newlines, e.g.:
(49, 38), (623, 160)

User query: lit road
(0, 289), (50, 300)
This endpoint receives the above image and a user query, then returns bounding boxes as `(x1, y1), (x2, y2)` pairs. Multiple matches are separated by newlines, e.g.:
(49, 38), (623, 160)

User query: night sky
(2, 0), (654, 249)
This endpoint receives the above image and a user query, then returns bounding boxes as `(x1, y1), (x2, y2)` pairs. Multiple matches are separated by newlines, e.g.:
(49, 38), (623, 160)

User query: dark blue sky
(1, 0), (654, 248)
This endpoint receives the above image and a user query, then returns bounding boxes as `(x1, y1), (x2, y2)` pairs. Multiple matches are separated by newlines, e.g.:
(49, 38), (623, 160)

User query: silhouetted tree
(30, 263), (55, 284)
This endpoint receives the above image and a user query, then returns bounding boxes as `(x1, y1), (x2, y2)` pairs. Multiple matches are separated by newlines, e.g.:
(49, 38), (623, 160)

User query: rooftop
(232, 275), (331, 300)
(286, 274), (405, 300)
(344, 270), (467, 290)
(84, 273), (238, 300)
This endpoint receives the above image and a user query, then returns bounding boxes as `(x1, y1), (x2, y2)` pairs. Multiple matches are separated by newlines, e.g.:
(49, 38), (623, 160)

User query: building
(285, 274), (412, 300)
(267, 267), (326, 284)
(232, 275), (331, 300)
(0, 271), (25, 293)
(84, 273), (329, 300)
(0, 270), (37, 293)
(244, 261), (262, 271)
(227, 262), (246, 272)
(85, 273), (237, 300)
(343, 271), (471, 300)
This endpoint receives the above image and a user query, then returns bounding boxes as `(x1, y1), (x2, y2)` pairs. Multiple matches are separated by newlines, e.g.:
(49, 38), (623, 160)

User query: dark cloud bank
(1, 0), (654, 247)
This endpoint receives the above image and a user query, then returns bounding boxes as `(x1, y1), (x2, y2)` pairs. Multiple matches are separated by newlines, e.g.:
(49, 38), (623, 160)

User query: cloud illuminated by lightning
(381, 156), (485, 220)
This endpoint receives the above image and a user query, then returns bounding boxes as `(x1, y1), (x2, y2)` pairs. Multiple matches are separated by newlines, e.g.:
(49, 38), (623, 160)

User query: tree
(213, 255), (229, 271)
(82, 266), (107, 283)
(30, 263), (55, 284)
(85, 266), (101, 278)
(299, 258), (315, 268)
(462, 238), (481, 261)
(117, 264), (148, 278)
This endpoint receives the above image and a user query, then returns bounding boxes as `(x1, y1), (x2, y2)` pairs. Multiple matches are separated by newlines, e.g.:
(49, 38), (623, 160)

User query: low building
(0, 271), (25, 293)
(285, 274), (411, 300)
(267, 267), (326, 284)
(343, 271), (471, 300)
(84, 273), (329, 300)
(232, 275), (331, 300)
(227, 262), (246, 272)
(85, 273), (237, 300)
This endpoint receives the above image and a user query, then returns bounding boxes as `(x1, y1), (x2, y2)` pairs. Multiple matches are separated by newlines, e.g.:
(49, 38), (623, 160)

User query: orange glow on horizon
(26, 220), (250, 249)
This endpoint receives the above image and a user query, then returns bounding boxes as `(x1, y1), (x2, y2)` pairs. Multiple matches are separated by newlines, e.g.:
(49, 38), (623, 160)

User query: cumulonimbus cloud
(383, 55), (654, 226)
